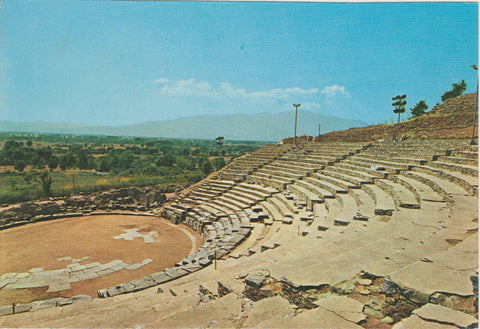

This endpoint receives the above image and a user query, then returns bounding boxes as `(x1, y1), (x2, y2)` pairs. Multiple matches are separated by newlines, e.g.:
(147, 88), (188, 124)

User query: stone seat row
(161, 140), (477, 290)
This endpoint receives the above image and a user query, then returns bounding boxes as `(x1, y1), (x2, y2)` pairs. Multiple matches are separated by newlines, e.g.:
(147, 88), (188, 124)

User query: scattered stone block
(149, 272), (171, 284)
(315, 296), (366, 324)
(243, 296), (295, 328)
(382, 277), (399, 295)
(71, 295), (92, 303)
(13, 303), (32, 314)
(413, 303), (478, 328)
(363, 306), (384, 319)
(252, 206), (263, 213)
(245, 273), (266, 288)
(0, 305), (13, 316)
(47, 283), (71, 293)
(357, 278), (372, 286)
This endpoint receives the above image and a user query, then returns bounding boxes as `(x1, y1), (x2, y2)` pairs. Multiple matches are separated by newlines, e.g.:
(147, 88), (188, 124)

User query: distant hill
(0, 111), (366, 141)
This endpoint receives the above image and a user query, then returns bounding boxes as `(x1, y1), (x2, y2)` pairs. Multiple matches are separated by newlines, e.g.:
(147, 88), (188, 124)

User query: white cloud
(302, 102), (322, 110)
(154, 77), (169, 84)
(321, 84), (350, 100)
(155, 78), (319, 101)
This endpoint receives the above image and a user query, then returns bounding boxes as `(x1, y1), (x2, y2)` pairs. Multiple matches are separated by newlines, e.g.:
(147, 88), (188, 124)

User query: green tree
(212, 157), (226, 170)
(5, 175), (20, 191)
(39, 170), (53, 197)
(24, 170), (38, 186)
(410, 100), (429, 118)
(66, 168), (80, 192)
(14, 160), (27, 172)
(199, 158), (212, 175)
(47, 156), (59, 171)
(441, 80), (467, 102)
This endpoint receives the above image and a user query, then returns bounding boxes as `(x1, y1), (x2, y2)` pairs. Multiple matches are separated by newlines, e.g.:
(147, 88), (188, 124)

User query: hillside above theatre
(283, 93), (477, 143)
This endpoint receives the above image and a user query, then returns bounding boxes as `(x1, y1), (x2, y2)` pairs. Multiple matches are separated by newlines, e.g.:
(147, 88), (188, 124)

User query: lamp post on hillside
(392, 95), (407, 140)
(470, 64), (478, 145)
(293, 104), (301, 145)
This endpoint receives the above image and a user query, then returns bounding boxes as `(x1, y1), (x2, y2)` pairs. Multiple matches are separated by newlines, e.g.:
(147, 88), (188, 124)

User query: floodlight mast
(471, 65), (478, 145)
(392, 95), (407, 140)
(293, 104), (301, 145)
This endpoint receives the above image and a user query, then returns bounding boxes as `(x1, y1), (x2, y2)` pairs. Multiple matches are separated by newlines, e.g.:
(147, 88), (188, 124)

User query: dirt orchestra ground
(0, 214), (203, 305)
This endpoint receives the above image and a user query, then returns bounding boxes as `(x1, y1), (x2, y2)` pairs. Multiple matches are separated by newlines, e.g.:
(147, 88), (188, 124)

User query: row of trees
(0, 134), (261, 175)
(409, 80), (467, 119)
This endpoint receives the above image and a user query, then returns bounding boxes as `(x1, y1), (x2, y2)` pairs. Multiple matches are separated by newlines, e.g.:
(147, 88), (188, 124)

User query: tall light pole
(293, 104), (301, 145)
(392, 95), (407, 140)
(470, 65), (478, 145)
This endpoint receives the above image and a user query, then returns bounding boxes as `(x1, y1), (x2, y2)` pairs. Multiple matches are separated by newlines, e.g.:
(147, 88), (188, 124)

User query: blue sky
(0, 1), (478, 127)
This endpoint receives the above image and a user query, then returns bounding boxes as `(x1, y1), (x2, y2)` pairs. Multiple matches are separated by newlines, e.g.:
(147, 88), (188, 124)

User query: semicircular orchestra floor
(0, 214), (203, 305)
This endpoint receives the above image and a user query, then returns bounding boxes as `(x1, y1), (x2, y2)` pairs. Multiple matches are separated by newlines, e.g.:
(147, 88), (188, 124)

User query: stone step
(219, 193), (254, 208)
(265, 194), (293, 218)
(412, 165), (478, 196)
(333, 193), (363, 225)
(391, 174), (444, 203)
(245, 175), (290, 191)
(238, 182), (277, 195)
(263, 164), (309, 176)
(428, 161), (478, 177)
(349, 189), (376, 217)
(341, 158), (402, 174)
(327, 166), (378, 183)
(323, 198), (343, 227)
(322, 169), (368, 187)
(402, 171), (471, 203)
(228, 189), (265, 203)
(274, 158), (322, 171)
(219, 172), (246, 182)
(451, 150), (478, 159)
(256, 168), (303, 181)
(436, 155), (478, 166)
(288, 183), (323, 211)
(351, 155), (410, 172)
(334, 162), (389, 178)
(275, 193), (297, 214)
(296, 179), (335, 199)
(210, 198), (242, 213)
(311, 173), (358, 191)
(358, 153), (428, 165)
(374, 179), (420, 209)
(304, 176), (348, 195)
(259, 200), (283, 222)
(361, 184), (396, 215)
(228, 224), (264, 258)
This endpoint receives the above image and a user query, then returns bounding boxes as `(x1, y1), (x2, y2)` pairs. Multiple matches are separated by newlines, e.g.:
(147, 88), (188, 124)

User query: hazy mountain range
(0, 111), (366, 142)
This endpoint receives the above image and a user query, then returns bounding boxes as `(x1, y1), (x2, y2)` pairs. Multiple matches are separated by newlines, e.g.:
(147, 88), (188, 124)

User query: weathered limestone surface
(392, 303), (478, 329)
(314, 296), (366, 324)
(413, 303), (478, 328)
(257, 306), (363, 328)
(243, 296), (295, 328)
(390, 234), (478, 296)
(150, 292), (242, 328)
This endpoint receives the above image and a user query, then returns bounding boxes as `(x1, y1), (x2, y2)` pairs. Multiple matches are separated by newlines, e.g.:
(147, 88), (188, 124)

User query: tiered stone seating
(218, 145), (290, 182)
(179, 180), (235, 206)
(2, 139), (477, 328)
